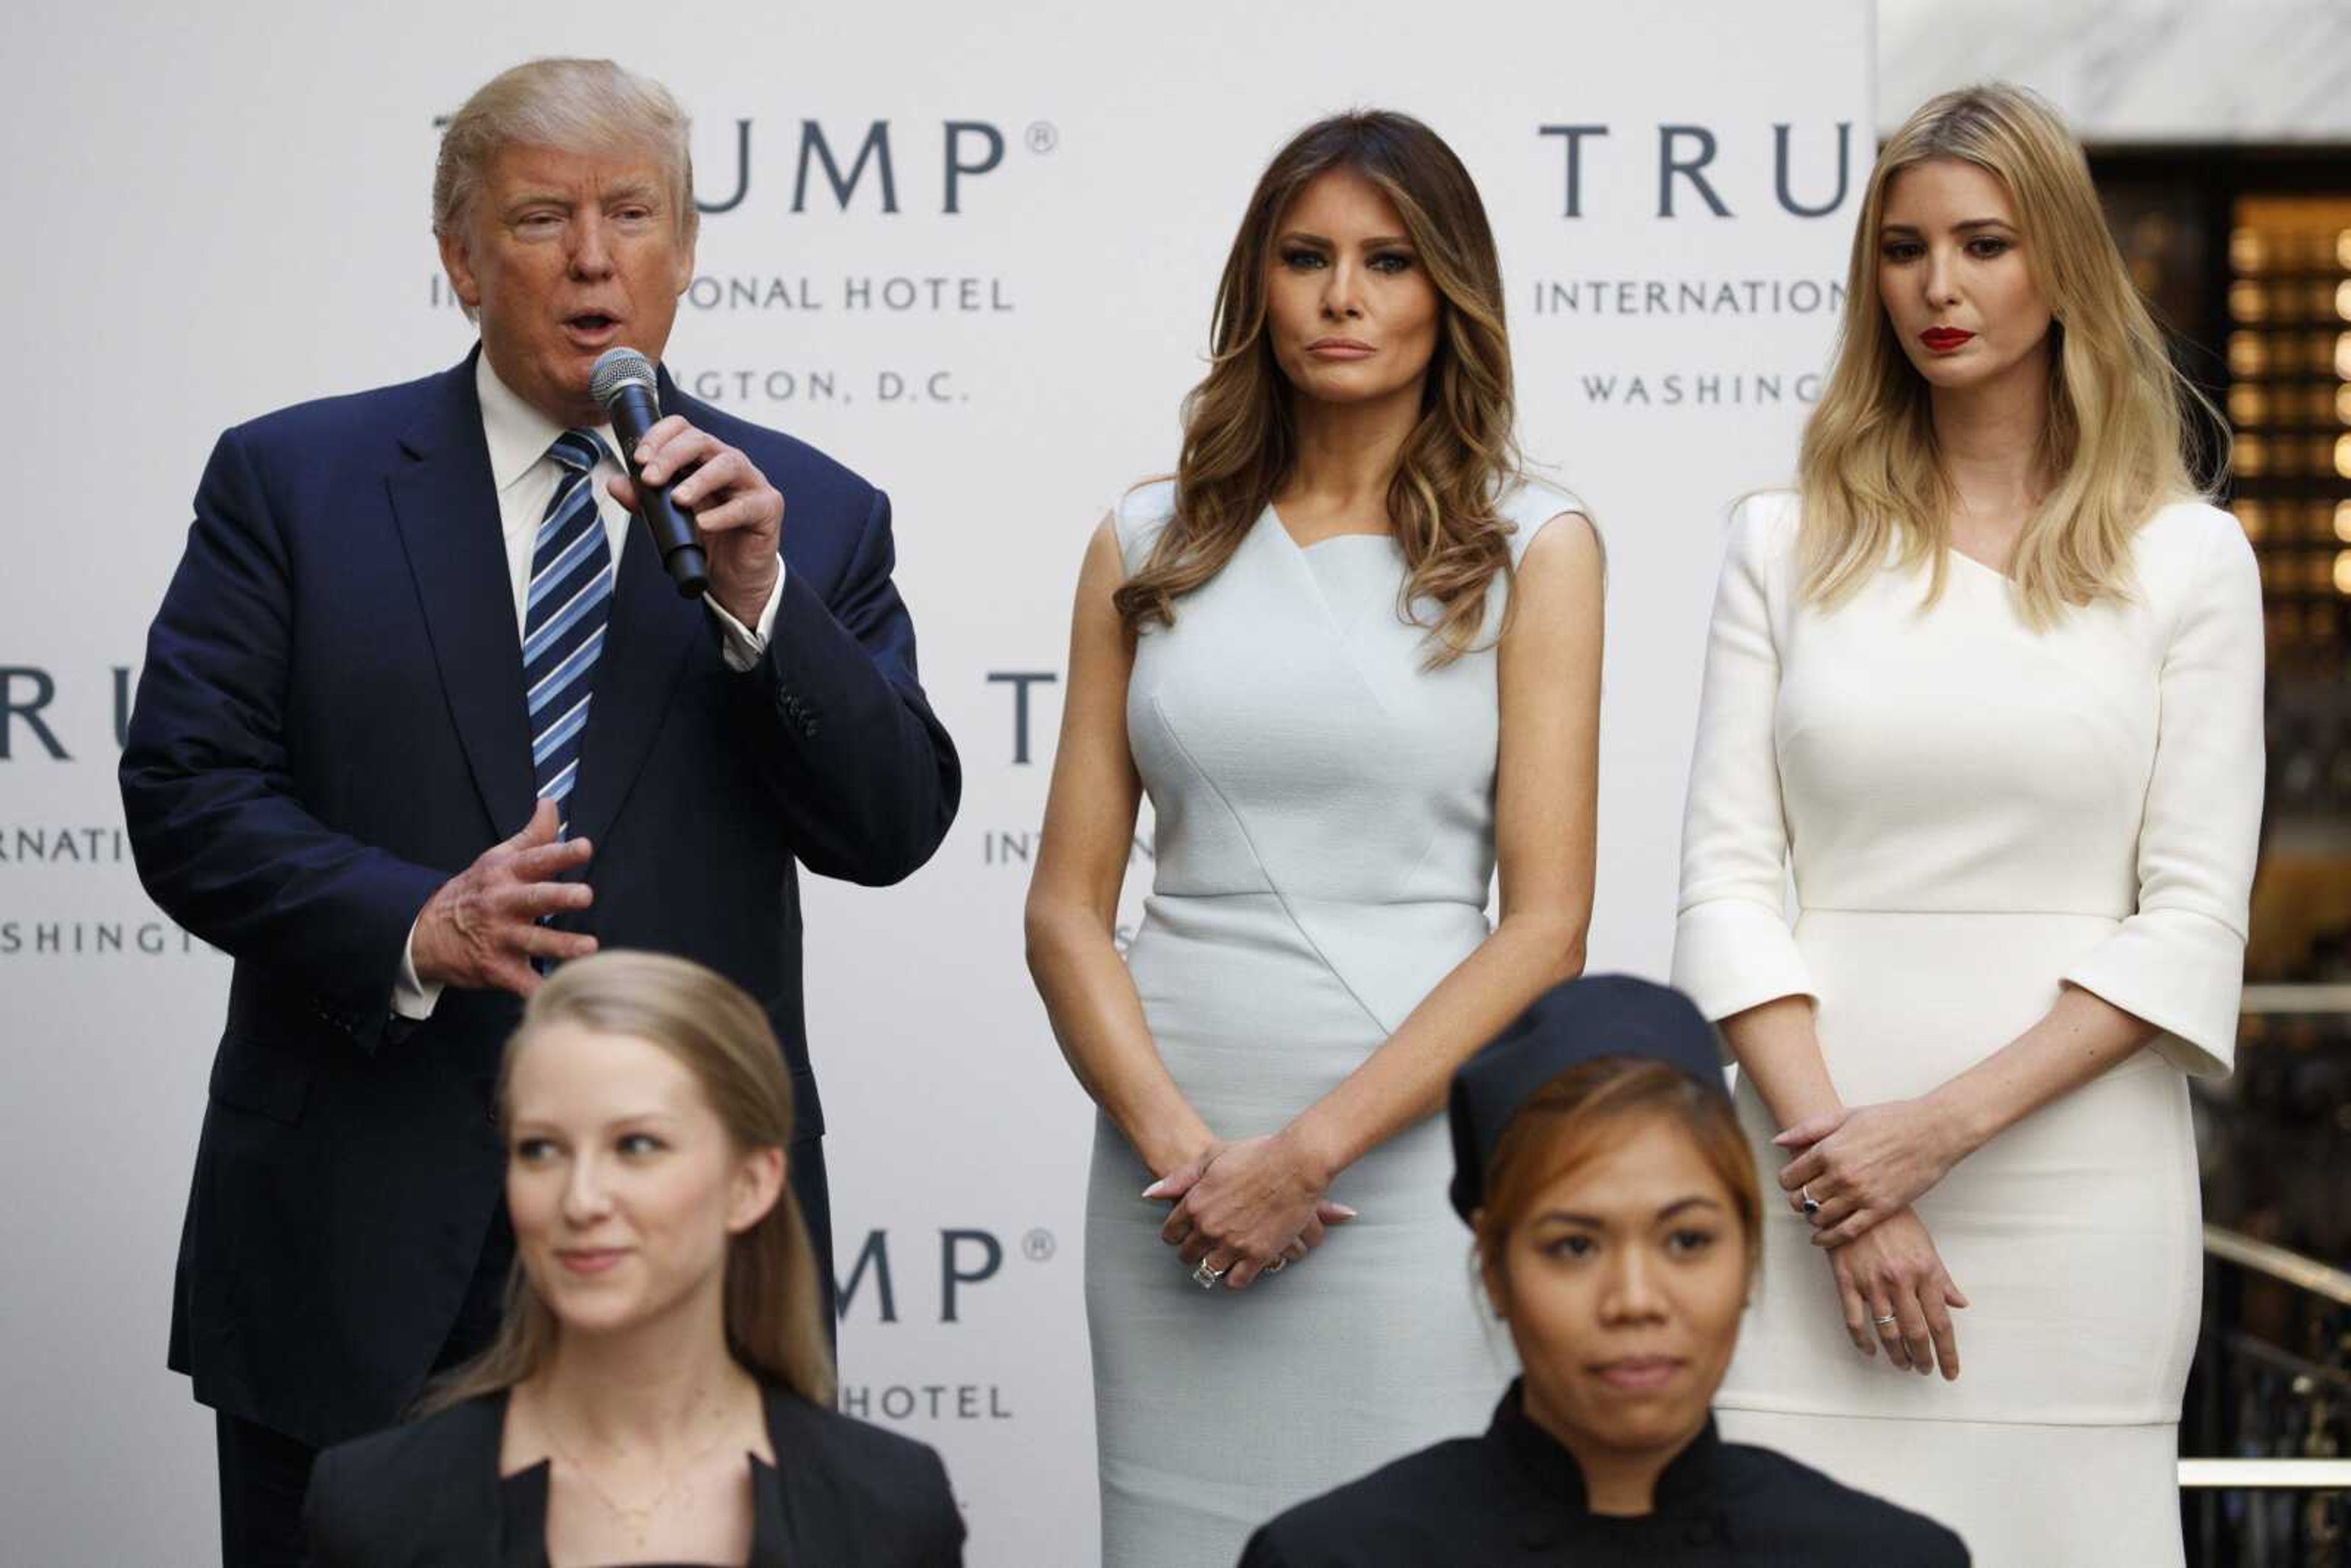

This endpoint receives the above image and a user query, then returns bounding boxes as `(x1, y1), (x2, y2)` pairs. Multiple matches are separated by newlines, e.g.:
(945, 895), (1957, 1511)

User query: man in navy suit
(119, 58), (959, 1565)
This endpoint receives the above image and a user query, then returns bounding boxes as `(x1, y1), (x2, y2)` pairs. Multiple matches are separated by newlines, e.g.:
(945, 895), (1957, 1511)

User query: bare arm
(1779, 970), (2163, 1251)
(1165, 513), (1604, 1285)
(1717, 995), (1843, 1131)
(1024, 518), (1215, 1177)
(1932, 988), (2153, 1154)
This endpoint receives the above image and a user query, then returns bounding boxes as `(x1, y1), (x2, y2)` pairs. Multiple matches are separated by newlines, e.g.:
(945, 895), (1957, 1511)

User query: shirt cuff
(709, 557), (788, 672)
(392, 918), (444, 1021)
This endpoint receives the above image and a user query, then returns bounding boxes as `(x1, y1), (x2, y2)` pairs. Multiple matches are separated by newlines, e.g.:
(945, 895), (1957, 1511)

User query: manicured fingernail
(1140, 1180), (1169, 1199)
(1330, 1204), (1359, 1219)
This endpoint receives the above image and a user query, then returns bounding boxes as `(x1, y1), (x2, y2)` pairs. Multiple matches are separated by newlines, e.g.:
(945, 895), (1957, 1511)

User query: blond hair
(419, 952), (834, 1414)
(1796, 83), (2224, 627)
(1114, 110), (1524, 666)
(432, 58), (698, 248)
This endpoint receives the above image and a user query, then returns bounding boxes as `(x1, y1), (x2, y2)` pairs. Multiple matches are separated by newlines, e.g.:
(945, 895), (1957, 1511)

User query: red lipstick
(1920, 328), (1974, 353)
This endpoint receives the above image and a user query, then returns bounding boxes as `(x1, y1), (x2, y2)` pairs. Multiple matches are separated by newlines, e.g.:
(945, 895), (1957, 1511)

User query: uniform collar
(473, 353), (620, 498)
(1488, 1377), (1727, 1517)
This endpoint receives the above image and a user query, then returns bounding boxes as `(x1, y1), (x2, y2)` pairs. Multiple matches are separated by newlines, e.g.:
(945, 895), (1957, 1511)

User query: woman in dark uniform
(1239, 975), (1967, 1566)
(302, 952), (964, 1567)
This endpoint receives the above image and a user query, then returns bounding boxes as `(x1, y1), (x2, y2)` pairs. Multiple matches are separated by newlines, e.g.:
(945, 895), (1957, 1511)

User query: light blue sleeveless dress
(1084, 478), (1578, 1567)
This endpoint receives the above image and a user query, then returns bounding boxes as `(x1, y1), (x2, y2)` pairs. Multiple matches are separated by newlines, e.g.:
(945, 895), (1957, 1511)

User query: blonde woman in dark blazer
(305, 953), (962, 1566)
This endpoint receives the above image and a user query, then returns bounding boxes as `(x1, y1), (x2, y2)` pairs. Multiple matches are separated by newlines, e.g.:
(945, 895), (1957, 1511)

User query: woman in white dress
(1673, 84), (2262, 1566)
(1024, 111), (1602, 1567)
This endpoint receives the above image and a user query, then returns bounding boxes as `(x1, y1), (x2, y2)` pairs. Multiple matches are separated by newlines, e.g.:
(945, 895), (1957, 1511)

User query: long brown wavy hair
(1113, 110), (1523, 664)
(417, 952), (834, 1416)
(1798, 83), (2225, 627)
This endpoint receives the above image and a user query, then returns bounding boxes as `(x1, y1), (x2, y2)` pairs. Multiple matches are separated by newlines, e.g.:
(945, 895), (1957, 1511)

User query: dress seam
(1714, 1398), (2180, 1430)
(1146, 692), (1392, 1038)
(1791, 904), (2132, 919)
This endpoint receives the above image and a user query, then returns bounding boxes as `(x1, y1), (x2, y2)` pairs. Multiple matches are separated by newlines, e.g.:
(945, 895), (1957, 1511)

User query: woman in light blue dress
(1025, 110), (1604, 1567)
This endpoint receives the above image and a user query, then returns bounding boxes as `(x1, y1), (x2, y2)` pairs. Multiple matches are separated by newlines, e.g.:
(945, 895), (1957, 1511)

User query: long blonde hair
(1797, 83), (2224, 626)
(1113, 110), (1524, 664)
(418, 952), (834, 1414)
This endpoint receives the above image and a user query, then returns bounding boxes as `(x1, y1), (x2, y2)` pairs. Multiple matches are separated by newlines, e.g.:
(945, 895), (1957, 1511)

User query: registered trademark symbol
(1026, 122), (1059, 156)
(1022, 1228), (1057, 1262)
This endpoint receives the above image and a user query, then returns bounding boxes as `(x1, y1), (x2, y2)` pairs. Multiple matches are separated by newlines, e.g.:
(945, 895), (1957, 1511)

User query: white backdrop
(1, 3), (1870, 1561)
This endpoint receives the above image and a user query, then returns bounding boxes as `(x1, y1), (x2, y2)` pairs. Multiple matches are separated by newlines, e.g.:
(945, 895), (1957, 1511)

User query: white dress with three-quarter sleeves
(1673, 492), (2265, 1566)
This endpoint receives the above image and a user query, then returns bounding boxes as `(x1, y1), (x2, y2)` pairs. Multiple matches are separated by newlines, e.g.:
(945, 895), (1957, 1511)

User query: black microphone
(588, 347), (709, 598)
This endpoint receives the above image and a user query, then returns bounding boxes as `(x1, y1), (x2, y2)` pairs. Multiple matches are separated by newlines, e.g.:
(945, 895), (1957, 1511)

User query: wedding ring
(1799, 1185), (1822, 1217)
(1872, 1313), (1899, 1328)
(1191, 1259), (1226, 1291)
(1267, 1257), (1288, 1275)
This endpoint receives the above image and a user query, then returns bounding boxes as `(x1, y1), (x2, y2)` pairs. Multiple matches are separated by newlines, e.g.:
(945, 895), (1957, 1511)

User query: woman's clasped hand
(1146, 1131), (1359, 1290)
(1775, 1100), (1974, 1381)
(1774, 1098), (1968, 1247)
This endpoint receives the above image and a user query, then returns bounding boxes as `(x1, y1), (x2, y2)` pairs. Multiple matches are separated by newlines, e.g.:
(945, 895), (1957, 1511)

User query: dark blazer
(304, 1381), (965, 1566)
(1240, 1382), (1968, 1567)
(122, 351), (959, 1449)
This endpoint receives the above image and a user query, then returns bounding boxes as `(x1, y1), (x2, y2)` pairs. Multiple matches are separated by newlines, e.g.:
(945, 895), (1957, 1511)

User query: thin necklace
(539, 1394), (745, 1550)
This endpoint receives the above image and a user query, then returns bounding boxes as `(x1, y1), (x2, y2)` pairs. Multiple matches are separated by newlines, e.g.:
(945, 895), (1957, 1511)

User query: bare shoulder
(1108, 478), (1180, 574)
(1085, 510), (1123, 566)
(1496, 475), (1601, 592)
(1073, 512), (1129, 616)
(1517, 506), (1603, 582)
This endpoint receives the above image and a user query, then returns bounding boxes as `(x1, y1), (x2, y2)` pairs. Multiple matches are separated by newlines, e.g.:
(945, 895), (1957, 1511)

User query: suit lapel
(386, 355), (538, 839)
(759, 1386), (836, 1563)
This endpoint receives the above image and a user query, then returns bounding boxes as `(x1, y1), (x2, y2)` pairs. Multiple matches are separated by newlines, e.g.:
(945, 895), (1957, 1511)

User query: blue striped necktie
(523, 429), (613, 834)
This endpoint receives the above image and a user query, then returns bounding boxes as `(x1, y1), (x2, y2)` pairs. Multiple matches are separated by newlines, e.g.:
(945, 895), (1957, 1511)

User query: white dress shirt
(391, 356), (787, 1018)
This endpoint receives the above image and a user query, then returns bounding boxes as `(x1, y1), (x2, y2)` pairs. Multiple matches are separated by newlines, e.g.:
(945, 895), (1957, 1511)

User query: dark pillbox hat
(1447, 974), (1730, 1221)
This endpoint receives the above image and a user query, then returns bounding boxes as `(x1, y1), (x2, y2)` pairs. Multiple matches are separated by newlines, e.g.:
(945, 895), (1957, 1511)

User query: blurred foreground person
(1241, 977), (1966, 1566)
(1674, 83), (2260, 1565)
(304, 953), (963, 1566)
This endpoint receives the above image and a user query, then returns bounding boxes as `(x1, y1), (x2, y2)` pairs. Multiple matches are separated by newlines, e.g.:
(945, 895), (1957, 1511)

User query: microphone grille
(589, 347), (658, 411)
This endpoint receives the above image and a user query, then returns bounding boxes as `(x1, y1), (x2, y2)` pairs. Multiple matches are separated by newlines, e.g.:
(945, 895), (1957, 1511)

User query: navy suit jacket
(122, 351), (959, 1447)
